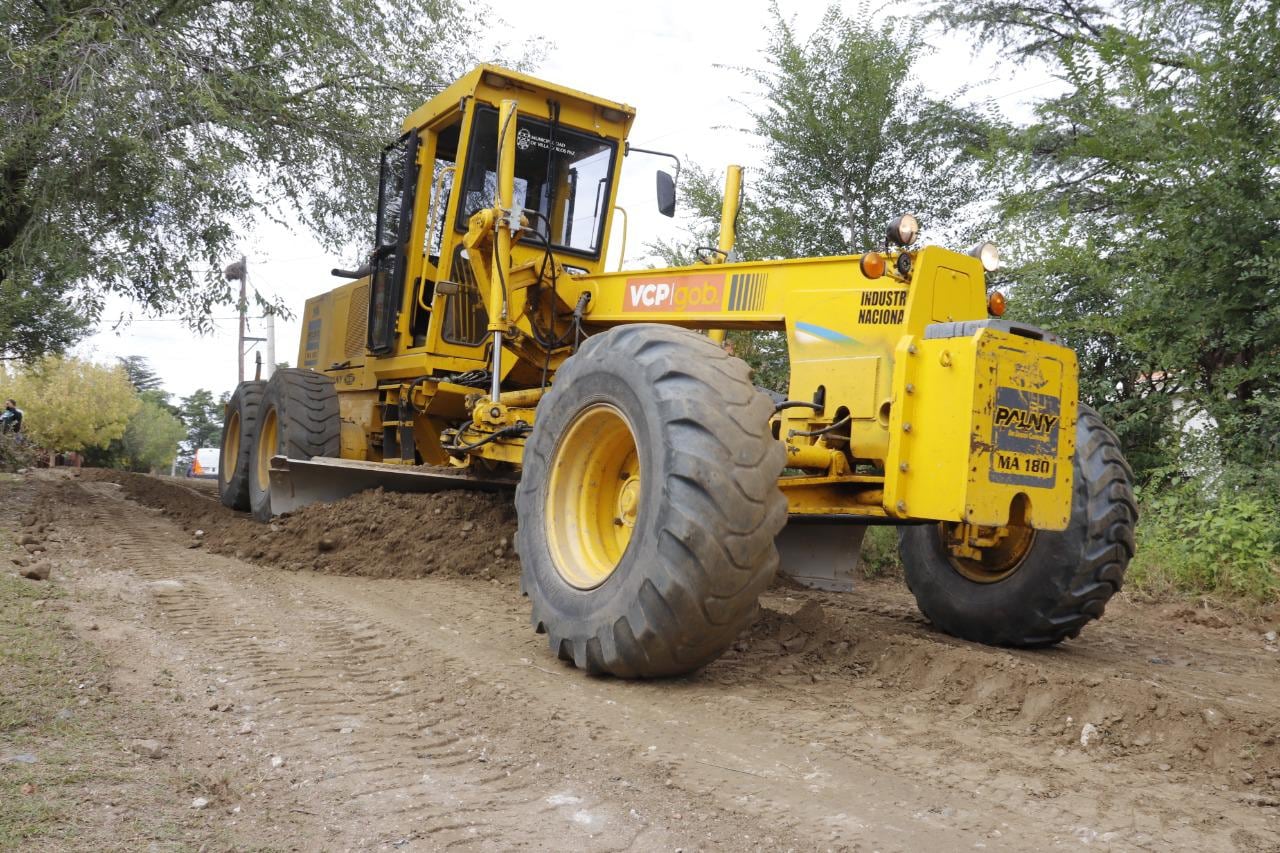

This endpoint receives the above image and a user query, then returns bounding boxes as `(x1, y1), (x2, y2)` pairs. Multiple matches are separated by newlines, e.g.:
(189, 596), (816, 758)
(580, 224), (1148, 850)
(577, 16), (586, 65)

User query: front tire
(899, 405), (1137, 646)
(515, 325), (787, 677)
(248, 370), (340, 522)
(219, 381), (265, 511)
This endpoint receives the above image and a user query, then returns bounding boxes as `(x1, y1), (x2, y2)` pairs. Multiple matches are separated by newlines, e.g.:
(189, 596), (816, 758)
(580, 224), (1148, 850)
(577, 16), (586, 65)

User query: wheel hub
(943, 521), (1036, 583)
(616, 475), (640, 527)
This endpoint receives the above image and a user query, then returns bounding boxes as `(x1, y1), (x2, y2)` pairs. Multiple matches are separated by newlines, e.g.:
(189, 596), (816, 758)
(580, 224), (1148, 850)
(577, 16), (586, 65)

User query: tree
(935, 0), (1280, 477)
(118, 356), (165, 395)
(651, 2), (994, 392)
(1, 356), (140, 451)
(122, 397), (187, 472)
(656, 2), (992, 263)
(0, 277), (88, 364)
(1, 0), (527, 361)
(179, 388), (228, 452)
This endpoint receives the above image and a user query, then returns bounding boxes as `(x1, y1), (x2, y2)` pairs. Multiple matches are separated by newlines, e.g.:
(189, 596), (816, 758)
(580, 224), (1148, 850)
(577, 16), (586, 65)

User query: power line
(984, 78), (1060, 101)
(104, 315), (281, 323)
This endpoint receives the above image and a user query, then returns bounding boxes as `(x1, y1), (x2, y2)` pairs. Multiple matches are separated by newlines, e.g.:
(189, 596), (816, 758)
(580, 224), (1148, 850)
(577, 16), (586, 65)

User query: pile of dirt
(744, 600), (834, 655)
(255, 487), (519, 580)
(82, 470), (520, 582)
(725, 592), (1280, 788)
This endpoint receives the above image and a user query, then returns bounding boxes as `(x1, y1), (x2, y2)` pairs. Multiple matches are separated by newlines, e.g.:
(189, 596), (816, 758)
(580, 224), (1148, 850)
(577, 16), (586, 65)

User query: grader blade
(774, 520), (869, 593)
(267, 455), (516, 515)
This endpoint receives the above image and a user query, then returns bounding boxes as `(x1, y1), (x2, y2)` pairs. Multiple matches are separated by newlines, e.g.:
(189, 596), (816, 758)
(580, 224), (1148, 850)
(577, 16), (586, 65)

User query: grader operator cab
(219, 65), (1137, 677)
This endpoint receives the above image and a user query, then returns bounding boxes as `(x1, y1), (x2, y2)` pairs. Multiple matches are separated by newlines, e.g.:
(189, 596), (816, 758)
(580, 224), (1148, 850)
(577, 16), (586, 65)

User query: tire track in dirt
(307, 573), (1280, 852)
(104, 533), (600, 847)
(43, 474), (1280, 851)
(60, 480), (795, 851)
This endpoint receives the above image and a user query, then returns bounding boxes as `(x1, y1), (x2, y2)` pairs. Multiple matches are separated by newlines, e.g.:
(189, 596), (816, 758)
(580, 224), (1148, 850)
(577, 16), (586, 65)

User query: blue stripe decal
(795, 321), (855, 343)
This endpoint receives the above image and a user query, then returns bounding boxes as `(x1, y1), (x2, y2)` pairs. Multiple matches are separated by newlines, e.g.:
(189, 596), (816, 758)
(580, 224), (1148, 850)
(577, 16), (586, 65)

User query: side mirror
(656, 170), (676, 218)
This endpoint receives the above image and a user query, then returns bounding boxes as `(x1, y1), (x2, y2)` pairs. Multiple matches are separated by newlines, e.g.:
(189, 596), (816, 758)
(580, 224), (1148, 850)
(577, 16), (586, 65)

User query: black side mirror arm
(626, 143), (682, 218)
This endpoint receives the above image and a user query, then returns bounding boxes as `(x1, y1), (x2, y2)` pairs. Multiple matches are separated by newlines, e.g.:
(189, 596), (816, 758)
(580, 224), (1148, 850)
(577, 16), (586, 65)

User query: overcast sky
(78, 0), (1055, 400)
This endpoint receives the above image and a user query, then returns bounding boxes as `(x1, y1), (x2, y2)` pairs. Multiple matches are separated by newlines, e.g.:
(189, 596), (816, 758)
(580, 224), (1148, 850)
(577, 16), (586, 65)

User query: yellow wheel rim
(223, 410), (240, 486)
(545, 404), (641, 590)
(256, 407), (278, 493)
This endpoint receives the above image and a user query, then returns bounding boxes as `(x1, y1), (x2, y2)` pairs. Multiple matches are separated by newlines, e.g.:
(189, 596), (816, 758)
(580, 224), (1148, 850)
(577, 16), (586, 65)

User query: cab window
(458, 105), (617, 257)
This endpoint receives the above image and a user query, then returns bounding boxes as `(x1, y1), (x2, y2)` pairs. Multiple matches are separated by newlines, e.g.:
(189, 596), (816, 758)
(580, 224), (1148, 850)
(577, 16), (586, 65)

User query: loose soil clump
(83, 470), (520, 582)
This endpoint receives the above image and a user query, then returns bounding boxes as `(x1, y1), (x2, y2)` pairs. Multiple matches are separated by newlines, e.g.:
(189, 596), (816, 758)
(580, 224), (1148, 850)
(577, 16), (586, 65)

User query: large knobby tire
(515, 324), (787, 678)
(899, 405), (1137, 646)
(248, 369), (340, 522)
(218, 381), (266, 511)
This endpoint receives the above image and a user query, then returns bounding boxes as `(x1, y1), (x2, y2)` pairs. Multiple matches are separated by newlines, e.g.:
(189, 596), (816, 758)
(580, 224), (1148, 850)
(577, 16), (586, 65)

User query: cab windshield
(458, 105), (617, 258)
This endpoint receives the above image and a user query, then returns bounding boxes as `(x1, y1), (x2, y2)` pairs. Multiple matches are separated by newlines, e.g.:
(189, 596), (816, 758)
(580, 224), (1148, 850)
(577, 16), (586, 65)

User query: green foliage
(0, 0), (529, 361)
(653, 2), (993, 264)
(1, 356), (140, 452)
(1130, 477), (1280, 604)
(860, 526), (903, 579)
(117, 356), (164, 394)
(937, 0), (1280, 476)
(0, 277), (88, 364)
(121, 397), (186, 472)
(0, 433), (37, 472)
(178, 388), (228, 452)
(725, 331), (789, 395)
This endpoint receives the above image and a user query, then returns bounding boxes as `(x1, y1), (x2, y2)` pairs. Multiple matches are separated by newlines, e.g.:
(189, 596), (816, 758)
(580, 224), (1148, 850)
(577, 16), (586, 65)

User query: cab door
(367, 131), (420, 355)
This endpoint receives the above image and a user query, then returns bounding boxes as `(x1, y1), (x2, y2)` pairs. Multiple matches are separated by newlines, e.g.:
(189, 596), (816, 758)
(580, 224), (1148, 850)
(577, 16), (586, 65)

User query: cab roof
(401, 64), (636, 138)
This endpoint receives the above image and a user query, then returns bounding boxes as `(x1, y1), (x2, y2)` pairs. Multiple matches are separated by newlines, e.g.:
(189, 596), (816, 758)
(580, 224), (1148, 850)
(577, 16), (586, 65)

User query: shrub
(861, 526), (903, 579)
(1129, 480), (1280, 604)
(0, 433), (37, 472)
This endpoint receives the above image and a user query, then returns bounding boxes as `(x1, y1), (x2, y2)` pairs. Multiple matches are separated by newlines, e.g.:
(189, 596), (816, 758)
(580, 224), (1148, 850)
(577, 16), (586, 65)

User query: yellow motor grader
(219, 65), (1137, 677)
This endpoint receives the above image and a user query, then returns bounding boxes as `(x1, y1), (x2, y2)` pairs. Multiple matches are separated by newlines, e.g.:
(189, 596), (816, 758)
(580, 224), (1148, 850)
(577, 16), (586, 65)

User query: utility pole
(264, 310), (276, 379)
(224, 256), (248, 384)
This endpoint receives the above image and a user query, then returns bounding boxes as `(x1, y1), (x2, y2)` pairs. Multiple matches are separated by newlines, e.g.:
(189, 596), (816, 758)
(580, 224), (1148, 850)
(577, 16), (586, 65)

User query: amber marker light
(988, 290), (1007, 317)
(860, 251), (886, 279)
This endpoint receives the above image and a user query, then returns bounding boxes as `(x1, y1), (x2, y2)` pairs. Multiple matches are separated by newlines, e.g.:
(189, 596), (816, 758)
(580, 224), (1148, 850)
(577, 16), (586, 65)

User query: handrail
(613, 205), (628, 272)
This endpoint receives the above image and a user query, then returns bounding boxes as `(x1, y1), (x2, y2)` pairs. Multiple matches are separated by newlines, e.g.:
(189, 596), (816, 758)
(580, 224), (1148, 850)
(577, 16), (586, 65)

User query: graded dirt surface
(5, 469), (1280, 851)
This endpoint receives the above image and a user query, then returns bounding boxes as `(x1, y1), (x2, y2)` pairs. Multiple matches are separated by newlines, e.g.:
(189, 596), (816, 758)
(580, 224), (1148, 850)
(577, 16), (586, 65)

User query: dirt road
(6, 470), (1280, 850)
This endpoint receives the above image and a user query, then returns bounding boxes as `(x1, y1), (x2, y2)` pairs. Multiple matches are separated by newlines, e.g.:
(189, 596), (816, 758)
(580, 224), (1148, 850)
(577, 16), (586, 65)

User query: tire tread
(516, 325), (786, 677)
(902, 405), (1137, 647)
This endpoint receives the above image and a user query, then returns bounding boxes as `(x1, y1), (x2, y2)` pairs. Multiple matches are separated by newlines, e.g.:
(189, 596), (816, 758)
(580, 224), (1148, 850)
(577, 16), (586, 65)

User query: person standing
(0, 399), (22, 434)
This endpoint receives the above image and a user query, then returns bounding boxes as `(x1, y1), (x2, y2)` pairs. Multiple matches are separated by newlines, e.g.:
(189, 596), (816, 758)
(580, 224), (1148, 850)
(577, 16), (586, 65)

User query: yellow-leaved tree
(2, 356), (141, 451)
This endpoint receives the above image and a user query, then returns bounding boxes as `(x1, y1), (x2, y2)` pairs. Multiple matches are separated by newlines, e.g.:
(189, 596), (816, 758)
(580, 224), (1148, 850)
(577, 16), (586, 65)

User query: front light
(887, 214), (919, 246)
(988, 291), (1007, 317)
(859, 251), (886, 279)
(969, 241), (1000, 272)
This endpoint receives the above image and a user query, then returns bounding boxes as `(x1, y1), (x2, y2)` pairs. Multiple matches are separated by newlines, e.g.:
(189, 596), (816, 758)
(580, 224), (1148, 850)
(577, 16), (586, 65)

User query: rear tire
(248, 370), (340, 522)
(219, 381), (265, 511)
(899, 405), (1137, 646)
(515, 325), (787, 677)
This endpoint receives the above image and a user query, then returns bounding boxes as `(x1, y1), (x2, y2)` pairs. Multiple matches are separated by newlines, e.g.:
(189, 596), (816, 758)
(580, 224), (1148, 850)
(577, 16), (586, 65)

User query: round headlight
(969, 241), (1000, 272)
(887, 214), (919, 246)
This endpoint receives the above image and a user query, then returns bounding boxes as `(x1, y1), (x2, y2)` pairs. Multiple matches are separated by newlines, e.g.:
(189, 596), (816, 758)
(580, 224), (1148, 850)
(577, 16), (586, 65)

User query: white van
(190, 447), (221, 479)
